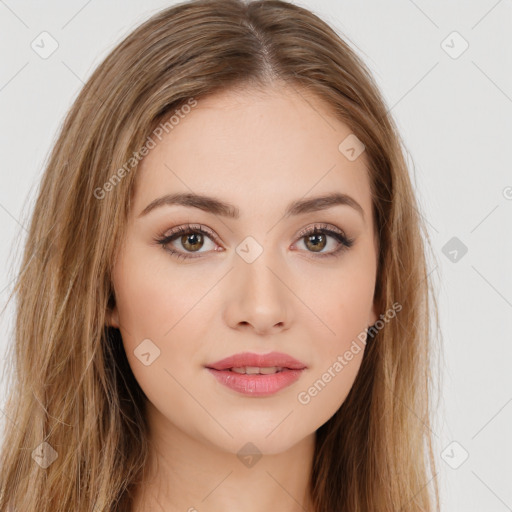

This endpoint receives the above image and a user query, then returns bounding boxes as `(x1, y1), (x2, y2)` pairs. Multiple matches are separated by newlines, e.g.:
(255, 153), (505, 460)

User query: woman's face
(109, 84), (379, 455)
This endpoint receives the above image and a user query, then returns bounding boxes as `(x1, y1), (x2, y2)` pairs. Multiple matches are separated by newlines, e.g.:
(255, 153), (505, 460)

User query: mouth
(219, 366), (288, 374)
(205, 351), (307, 372)
(205, 365), (306, 396)
(204, 351), (307, 396)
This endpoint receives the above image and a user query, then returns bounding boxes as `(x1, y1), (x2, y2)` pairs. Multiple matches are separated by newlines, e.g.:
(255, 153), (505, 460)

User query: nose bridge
(224, 235), (292, 332)
(236, 238), (286, 302)
(241, 251), (280, 294)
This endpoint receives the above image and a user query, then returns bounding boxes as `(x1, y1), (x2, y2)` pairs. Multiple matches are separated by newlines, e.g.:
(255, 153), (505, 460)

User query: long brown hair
(0, 0), (441, 510)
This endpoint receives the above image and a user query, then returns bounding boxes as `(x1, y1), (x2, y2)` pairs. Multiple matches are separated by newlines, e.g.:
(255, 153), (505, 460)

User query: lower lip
(206, 368), (305, 397)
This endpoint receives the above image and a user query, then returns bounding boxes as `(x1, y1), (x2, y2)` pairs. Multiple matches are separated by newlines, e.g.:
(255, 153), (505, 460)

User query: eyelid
(161, 223), (221, 244)
(161, 222), (348, 244)
(291, 222), (354, 258)
(295, 222), (346, 240)
(155, 221), (354, 259)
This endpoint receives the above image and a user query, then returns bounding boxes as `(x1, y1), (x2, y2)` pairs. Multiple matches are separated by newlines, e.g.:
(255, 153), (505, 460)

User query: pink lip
(205, 351), (307, 371)
(206, 368), (305, 396)
(205, 351), (307, 397)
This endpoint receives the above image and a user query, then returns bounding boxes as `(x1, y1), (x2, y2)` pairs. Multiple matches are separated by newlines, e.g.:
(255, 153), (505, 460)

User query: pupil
(182, 233), (203, 251)
(307, 234), (325, 252)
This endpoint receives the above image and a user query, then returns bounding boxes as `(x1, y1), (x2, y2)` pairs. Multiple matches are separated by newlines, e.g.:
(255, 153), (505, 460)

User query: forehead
(133, 84), (372, 222)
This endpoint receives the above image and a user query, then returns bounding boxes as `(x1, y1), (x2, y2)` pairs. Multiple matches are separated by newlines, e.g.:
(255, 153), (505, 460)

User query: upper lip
(205, 351), (307, 371)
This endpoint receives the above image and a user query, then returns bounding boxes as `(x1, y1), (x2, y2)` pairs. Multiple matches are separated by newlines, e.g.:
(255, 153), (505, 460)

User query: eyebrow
(138, 191), (365, 221)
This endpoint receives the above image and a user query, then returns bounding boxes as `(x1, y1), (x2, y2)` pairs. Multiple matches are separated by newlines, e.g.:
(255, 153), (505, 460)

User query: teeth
(230, 366), (284, 374)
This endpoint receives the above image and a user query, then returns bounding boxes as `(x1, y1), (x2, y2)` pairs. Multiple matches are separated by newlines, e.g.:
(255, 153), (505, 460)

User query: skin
(108, 82), (379, 512)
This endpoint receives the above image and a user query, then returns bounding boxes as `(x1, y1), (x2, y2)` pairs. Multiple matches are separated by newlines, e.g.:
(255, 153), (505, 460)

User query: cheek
(291, 255), (375, 415)
(113, 242), (206, 342)
(293, 271), (371, 422)
(294, 253), (376, 348)
(295, 348), (363, 432)
(112, 243), (216, 392)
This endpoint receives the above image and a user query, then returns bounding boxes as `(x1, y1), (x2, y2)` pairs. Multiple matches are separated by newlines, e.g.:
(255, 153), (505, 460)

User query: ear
(106, 305), (120, 329)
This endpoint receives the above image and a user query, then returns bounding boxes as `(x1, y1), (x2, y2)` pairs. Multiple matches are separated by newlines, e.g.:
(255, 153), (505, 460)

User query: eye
(293, 223), (355, 259)
(154, 222), (355, 261)
(154, 223), (219, 261)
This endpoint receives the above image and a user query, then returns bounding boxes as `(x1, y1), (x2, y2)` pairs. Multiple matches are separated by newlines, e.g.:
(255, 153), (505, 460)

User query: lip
(205, 351), (307, 397)
(205, 351), (307, 371)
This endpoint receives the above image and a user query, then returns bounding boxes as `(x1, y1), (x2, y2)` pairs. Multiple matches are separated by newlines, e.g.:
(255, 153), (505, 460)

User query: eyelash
(153, 222), (355, 261)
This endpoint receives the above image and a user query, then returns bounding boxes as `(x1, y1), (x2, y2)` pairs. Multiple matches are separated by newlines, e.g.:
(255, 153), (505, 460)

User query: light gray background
(1, 1), (511, 510)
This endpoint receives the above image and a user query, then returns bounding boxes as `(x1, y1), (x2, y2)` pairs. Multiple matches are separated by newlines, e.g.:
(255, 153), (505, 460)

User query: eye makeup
(153, 222), (355, 261)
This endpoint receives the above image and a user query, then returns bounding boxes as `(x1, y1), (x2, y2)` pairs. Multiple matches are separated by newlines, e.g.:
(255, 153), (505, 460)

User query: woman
(0, 0), (441, 510)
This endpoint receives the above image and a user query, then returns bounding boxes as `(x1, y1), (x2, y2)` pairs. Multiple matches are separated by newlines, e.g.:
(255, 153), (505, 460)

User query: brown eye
(304, 233), (327, 252)
(294, 224), (355, 259)
(180, 233), (204, 252)
(154, 224), (218, 261)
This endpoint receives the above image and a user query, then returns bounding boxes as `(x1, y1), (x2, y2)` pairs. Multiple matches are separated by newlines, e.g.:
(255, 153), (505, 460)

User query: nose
(222, 253), (292, 336)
